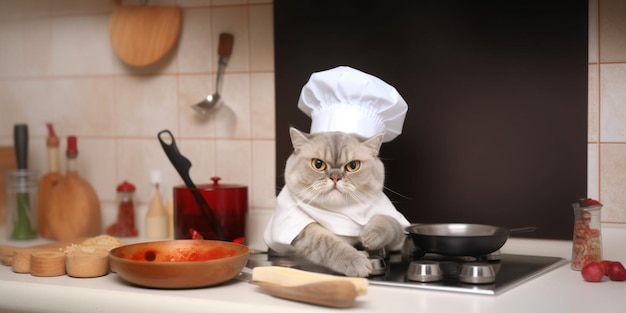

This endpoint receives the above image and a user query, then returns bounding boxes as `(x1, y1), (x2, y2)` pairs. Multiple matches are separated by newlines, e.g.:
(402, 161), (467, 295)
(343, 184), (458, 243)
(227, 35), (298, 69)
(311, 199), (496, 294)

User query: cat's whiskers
(382, 185), (412, 200)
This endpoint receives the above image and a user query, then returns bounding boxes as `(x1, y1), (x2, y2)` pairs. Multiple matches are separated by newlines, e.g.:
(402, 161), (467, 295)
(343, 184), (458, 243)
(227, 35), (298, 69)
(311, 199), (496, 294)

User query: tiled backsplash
(588, 0), (626, 224)
(0, 0), (276, 235)
(0, 0), (624, 240)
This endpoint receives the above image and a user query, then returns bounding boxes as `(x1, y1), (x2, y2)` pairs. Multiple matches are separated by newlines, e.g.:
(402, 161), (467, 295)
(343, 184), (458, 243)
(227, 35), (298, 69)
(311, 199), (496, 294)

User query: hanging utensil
(191, 33), (234, 114)
(109, 0), (183, 67)
(157, 130), (225, 240)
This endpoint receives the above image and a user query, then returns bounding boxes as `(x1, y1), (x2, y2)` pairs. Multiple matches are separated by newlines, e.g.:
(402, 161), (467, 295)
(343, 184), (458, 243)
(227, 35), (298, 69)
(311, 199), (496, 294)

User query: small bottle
(106, 181), (138, 237)
(37, 123), (62, 239)
(571, 198), (603, 270)
(145, 171), (168, 239)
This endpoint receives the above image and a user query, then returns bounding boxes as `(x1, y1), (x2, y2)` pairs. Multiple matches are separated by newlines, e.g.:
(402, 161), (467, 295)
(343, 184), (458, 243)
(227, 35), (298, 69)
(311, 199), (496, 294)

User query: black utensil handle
(157, 129), (226, 240)
(158, 130), (195, 188)
(14, 124), (28, 170)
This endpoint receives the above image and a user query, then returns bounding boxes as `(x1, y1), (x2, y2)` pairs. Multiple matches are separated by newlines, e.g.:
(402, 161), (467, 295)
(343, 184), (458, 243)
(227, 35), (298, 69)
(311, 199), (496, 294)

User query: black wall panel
(274, 0), (588, 240)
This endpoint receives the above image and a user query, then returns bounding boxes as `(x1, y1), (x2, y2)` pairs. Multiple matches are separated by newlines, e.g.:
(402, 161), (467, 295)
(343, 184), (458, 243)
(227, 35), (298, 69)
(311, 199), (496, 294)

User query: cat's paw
(360, 215), (404, 250)
(333, 251), (372, 277)
(361, 225), (391, 250)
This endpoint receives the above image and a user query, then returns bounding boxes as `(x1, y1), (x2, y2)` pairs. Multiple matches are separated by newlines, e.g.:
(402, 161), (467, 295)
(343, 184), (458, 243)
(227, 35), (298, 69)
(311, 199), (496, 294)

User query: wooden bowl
(109, 240), (249, 289)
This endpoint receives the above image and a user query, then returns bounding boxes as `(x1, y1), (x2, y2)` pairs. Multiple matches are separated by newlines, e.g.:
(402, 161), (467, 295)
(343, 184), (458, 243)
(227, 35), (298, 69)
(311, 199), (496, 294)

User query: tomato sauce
(130, 246), (237, 262)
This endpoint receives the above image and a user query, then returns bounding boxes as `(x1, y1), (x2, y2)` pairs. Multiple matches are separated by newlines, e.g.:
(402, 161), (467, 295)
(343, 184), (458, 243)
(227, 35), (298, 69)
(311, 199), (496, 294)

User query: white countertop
(1, 224), (625, 313)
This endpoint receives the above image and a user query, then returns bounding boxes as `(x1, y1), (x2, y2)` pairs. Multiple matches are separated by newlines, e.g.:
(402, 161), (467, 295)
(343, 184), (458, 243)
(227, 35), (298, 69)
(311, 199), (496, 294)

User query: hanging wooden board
(109, 0), (182, 67)
(0, 146), (16, 227)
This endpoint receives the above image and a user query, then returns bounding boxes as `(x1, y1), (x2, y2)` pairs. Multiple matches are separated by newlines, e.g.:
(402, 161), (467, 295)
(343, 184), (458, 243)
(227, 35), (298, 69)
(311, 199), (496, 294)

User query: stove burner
(407, 260), (442, 282)
(369, 256), (387, 276)
(458, 262), (496, 284)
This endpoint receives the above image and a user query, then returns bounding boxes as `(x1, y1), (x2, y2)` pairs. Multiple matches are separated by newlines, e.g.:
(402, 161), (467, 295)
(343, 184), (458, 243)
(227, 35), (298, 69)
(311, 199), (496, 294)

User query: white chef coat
(264, 187), (410, 254)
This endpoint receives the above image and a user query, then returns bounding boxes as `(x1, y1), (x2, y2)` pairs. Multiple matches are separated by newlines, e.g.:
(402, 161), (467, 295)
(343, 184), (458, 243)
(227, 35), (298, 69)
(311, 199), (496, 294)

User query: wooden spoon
(109, 0), (182, 67)
(252, 280), (358, 308)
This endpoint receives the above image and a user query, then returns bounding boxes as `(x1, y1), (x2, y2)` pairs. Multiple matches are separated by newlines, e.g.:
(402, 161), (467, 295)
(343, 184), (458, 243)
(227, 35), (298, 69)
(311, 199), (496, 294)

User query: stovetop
(250, 250), (568, 296)
(368, 252), (568, 295)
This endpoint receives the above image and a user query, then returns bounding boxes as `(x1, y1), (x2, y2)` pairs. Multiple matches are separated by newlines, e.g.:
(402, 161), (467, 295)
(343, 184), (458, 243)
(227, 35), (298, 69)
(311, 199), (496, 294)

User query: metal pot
(406, 223), (536, 256)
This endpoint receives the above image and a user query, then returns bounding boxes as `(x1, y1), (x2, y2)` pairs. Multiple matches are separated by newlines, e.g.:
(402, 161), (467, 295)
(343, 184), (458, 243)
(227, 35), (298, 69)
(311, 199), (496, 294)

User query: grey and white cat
(264, 127), (409, 277)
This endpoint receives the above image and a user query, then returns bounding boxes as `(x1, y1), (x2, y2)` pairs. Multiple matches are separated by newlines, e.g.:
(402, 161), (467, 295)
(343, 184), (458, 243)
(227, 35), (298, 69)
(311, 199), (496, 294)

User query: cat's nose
(331, 177), (341, 183)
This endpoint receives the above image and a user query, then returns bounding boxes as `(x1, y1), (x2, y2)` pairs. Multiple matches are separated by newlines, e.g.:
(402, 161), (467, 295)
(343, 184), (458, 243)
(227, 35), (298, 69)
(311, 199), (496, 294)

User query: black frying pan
(406, 223), (536, 256)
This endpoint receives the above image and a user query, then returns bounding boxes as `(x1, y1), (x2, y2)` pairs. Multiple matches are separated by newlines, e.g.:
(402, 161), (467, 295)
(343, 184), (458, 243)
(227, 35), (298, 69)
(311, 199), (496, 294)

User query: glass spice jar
(106, 181), (138, 237)
(571, 198), (603, 270)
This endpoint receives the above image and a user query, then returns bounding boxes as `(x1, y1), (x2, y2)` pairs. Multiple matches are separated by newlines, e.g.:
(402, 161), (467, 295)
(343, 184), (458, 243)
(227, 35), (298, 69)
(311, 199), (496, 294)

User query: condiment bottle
(46, 136), (102, 240)
(37, 123), (62, 238)
(106, 181), (138, 237)
(145, 172), (168, 238)
(571, 198), (603, 270)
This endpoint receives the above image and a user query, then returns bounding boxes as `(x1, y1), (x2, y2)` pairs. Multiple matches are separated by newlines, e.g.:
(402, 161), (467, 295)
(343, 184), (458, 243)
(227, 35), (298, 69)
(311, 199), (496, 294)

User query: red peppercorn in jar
(106, 181), (139, 237)
(571, 198), (602, 270)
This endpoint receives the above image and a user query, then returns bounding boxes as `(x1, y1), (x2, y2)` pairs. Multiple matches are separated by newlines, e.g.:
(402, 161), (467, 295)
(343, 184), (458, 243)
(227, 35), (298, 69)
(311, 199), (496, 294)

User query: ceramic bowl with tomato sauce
(109, 240), (249, 289)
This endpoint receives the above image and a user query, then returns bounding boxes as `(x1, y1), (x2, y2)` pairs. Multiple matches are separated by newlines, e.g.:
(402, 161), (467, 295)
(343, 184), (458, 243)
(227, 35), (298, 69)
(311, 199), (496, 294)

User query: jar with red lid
(106, 181), (138, 237)
(571, 198), (603, 270)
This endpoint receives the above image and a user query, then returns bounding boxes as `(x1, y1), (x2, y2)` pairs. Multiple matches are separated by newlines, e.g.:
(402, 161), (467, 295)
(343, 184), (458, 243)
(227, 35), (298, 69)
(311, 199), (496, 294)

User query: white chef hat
(297, 66), (408, 142)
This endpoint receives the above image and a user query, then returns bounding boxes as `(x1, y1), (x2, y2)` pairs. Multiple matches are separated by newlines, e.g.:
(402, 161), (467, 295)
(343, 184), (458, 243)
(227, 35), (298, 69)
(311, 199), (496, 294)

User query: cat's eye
(311, 158), (327, 171)
(345, 160), (360, 172)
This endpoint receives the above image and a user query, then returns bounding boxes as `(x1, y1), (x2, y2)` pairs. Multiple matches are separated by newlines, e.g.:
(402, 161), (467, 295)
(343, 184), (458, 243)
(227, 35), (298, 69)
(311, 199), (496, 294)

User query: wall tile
(588, 64), (599, 142)
(211, 6), (250, 72)
(599, 64), (626, 142)
(113, 75), (178, 137)
(75, 137), (117, 203)
(178, 73), (218, 138)
(50, 15), (115, 76)
(599, 0), (626, 62)
(215, 73), (251, 138)
(178, 138), (216, 184)
(176, 0), (211, 8)
(50, 0), (111, 15)
(588, 143), (599, 200)
(177, 8), (213, 74)
(116, 137), (183, 203)
(214, 139), (251, 186)
(0, 0), (52, 20)
(251, 139), (276, 208)
(599, 143), (626, 222)
(249, 4), (274, 72)
(0, 18), (54, 78)
(250, 72), (275, 139)
(589, 0), (598, 63)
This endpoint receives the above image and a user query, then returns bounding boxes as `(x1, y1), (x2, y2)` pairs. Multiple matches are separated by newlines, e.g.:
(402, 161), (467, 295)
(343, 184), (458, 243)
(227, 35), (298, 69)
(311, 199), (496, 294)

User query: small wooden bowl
(109, 240), (249, 289)
(66, 251), (110, 278)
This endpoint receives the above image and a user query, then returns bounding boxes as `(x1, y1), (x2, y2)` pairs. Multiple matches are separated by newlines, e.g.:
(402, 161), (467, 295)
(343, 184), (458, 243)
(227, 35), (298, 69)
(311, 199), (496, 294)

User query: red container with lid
(173, 177), (247, 242)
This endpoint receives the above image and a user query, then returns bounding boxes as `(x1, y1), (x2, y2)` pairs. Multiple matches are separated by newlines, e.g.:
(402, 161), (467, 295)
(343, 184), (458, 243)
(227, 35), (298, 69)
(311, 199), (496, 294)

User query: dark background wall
(274, 0), (588, 240)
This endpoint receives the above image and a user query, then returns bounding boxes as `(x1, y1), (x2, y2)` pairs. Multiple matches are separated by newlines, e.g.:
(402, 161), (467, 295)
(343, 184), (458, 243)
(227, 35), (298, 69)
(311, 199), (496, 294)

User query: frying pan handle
(509, 227), (537, 234)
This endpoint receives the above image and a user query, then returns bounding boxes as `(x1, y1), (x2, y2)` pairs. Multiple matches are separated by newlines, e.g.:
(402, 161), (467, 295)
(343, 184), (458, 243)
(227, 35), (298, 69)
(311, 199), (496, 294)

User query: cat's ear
(289, 127), (309, 151)
(363, 133), (384, 152)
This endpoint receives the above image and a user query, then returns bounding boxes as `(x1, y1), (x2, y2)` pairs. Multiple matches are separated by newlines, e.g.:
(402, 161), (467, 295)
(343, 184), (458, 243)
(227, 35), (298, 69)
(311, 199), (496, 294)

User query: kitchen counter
(1, 224), (624, 313)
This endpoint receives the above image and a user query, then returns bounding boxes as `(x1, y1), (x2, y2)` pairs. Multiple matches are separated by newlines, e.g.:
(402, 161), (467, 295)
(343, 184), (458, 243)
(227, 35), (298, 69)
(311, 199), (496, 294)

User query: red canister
(173, 177), (248, 242)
